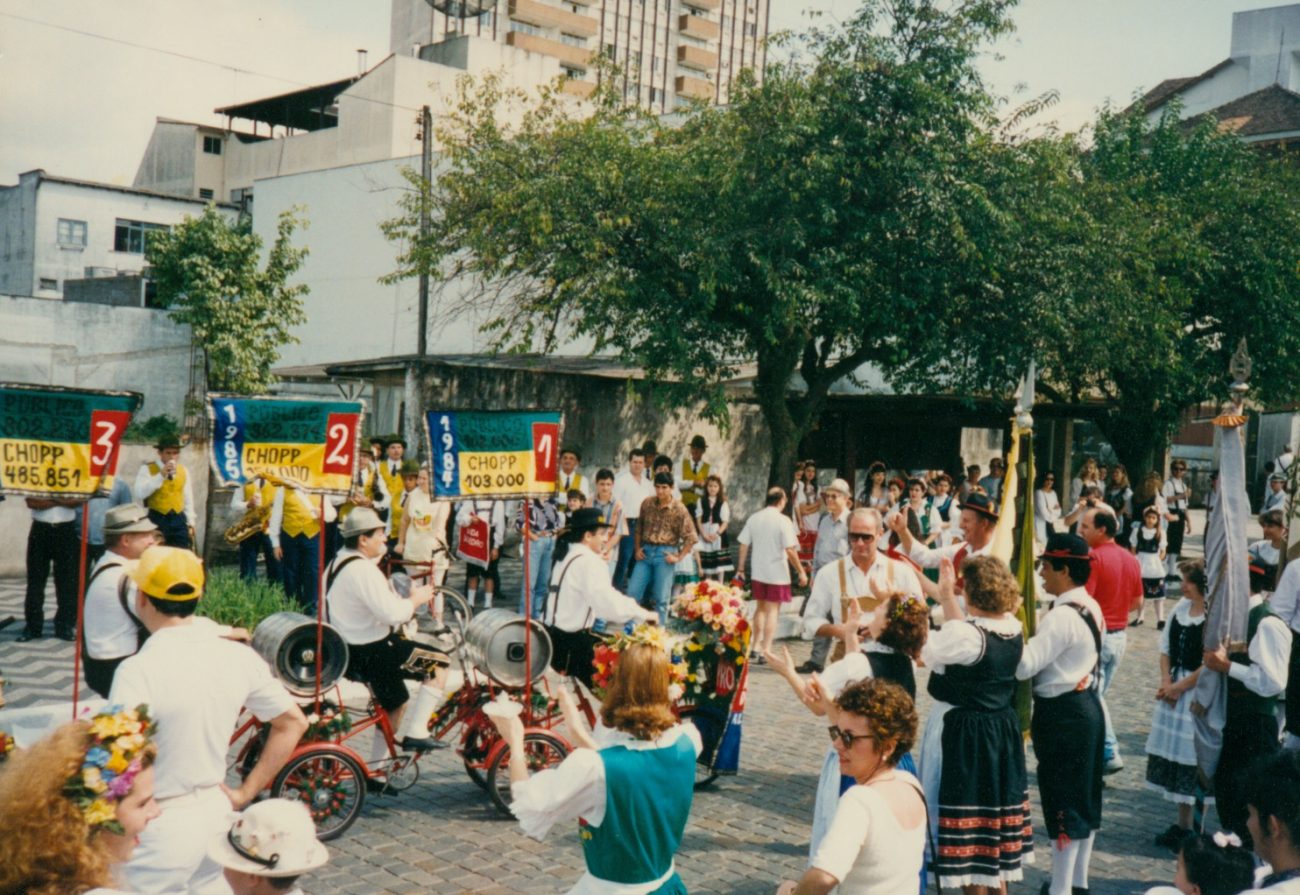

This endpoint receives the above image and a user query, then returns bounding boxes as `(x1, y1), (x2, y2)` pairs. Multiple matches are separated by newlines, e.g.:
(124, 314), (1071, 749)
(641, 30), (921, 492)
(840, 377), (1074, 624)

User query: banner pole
(72, 501), (90, 719)
(522, 505), (532, 710)
(315, 495), (326, 703)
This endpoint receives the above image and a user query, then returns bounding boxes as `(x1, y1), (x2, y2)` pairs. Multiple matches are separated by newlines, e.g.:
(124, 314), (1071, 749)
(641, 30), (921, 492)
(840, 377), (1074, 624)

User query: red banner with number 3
(89, 410), (131, 479)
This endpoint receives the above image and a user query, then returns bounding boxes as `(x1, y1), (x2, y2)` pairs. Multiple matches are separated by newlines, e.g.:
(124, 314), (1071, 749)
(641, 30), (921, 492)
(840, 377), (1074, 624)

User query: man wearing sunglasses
(802, 508), (923, 664)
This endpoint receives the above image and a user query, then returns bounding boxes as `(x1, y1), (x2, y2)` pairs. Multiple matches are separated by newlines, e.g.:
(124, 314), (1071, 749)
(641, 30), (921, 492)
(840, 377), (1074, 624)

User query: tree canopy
(383, 0), (1300, 483)
(148, 206), (310, 395)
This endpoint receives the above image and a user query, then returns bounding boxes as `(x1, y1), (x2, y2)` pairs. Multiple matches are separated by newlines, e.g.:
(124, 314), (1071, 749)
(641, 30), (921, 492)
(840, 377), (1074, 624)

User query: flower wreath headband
(64, 704), (156, 835)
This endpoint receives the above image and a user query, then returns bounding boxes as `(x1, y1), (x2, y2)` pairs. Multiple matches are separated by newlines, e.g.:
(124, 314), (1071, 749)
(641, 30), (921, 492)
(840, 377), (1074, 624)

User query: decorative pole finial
(1213, 338), (1251, 428)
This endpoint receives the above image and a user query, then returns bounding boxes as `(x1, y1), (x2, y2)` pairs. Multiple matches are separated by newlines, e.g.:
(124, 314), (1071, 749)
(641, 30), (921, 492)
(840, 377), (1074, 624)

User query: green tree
(148, 206), (310, 394)
(909, 109), (1300, 477)
(384, 0), (1018, 484)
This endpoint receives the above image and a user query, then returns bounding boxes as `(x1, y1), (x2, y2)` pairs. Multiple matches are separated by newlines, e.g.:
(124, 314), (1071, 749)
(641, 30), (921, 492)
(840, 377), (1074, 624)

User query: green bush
(124, 414), (181, 445)
(199, 568), (298, 630)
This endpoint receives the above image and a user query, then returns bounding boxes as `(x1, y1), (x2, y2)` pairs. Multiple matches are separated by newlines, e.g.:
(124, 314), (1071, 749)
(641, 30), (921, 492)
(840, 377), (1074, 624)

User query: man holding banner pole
(20, 494), (82, 642)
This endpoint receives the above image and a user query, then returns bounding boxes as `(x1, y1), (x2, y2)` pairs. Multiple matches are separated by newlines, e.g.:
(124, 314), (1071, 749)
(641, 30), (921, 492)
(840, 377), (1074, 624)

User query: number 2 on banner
(323, 413), (359, 475)
(89, 410), (132, 478)
(532, 422), (559, 485)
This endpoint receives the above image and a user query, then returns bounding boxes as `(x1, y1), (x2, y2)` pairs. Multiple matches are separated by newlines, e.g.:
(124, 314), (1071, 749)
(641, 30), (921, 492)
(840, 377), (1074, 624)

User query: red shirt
(1086, 539), (1144, 631)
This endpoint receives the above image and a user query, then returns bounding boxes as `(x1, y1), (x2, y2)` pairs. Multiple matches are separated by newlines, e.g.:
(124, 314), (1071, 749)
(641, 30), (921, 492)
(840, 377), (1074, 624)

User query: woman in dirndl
(919, 555), (1033, 893)
(693, 475), (733, 580)
(489, 643), (701, 895)
(1144, 559), (1207, 852)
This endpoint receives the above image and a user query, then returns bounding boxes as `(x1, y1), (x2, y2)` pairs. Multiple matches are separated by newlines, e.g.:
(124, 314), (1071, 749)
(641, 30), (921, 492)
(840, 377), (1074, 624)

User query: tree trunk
(1097, 403), (1173, 484)
(752, 342), (805, 489)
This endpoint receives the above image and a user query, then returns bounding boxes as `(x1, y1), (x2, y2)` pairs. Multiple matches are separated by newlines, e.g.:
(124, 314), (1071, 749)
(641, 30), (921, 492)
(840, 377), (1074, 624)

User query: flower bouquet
(667, 580), (751, 704)
(303, 702), (353, 742)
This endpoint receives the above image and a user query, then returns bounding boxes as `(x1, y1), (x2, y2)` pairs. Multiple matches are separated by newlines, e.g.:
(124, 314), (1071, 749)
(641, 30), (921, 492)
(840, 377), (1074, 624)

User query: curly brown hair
(961, 555), (1022, 614)
(0, 720), (154, 895)
(877, 595), (929, 661)
(835, 678), (918, 764)
(600, 643), (677, 742)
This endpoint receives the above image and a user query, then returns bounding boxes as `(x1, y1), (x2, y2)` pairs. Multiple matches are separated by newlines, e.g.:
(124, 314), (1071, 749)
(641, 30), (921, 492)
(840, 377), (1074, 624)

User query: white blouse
(811, 773), (927, 895)
(920, 614), (1022, 676)
(1034, 489), (1062, 525)
(509, 723), (703, 840)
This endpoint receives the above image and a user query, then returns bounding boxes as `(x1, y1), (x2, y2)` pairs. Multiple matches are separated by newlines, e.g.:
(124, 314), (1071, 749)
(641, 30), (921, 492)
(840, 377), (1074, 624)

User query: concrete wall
(0, 293), (192, 420)
(0, 173), (36, 297)
(132, 120), (199, 199)
(0, 444), (210, 577)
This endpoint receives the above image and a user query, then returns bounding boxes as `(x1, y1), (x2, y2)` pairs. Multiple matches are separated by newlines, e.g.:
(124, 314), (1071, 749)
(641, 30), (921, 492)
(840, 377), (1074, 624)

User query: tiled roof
(1189, 84), (1300, 138)
(1132, 59), (1233, 113)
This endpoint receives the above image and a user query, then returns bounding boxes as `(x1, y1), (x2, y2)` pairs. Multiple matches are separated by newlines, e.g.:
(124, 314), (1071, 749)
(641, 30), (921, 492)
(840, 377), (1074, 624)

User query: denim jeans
(613, 520), (638, 591)
(1098, 628), (1127, 759)
(521, 533), (556, 618)
(280, 532), (320, 615)
(626, 544), (675, 623)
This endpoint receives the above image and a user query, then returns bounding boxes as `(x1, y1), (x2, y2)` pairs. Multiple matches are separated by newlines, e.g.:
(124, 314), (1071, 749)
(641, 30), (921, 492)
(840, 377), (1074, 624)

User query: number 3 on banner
(89, 410), (132, 478)
(323, 413), (359, 475)
(532, 421), (559, 485)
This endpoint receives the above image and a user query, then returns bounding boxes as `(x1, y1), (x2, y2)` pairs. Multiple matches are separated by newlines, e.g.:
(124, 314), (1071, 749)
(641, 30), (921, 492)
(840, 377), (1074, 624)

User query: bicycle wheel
(484, 731), (569, 816)
(435, 585), (472, 647)
(677, 704), (720, 790)
(271, 748), (367, 841)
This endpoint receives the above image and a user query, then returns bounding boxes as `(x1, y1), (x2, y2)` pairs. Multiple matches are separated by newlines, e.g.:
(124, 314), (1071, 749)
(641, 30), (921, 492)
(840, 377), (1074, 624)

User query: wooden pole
(72, 501), (90, 718)
(316, 495), (327, 703)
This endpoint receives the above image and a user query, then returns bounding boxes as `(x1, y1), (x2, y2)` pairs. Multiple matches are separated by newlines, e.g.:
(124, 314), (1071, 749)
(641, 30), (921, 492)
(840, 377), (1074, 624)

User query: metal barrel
(462, 608), (551, 688)
(251, 612), (350, 697)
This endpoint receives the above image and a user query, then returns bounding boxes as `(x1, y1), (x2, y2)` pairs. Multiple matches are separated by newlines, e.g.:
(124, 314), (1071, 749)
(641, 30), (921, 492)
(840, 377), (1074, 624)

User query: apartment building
(390, 0), (770, 110)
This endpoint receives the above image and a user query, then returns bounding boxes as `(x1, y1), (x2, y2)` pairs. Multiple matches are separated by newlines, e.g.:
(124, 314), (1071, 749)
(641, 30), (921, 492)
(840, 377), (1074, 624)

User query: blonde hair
(961, 555), (1023, 614)
(599, 643), (677, 741)
(0, 720), (153, 895)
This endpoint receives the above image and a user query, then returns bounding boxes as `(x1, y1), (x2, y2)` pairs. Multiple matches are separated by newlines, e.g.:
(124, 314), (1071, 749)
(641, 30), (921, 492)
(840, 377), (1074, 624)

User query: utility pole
(418, 104), (433, 356)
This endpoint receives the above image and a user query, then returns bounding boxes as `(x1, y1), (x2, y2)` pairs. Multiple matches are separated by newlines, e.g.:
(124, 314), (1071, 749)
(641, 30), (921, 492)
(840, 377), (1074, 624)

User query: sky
(0, 0), (1278, 186)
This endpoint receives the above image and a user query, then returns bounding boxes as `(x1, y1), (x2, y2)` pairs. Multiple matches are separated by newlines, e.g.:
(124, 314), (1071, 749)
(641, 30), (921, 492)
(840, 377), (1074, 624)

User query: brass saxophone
(223, 477), (275, 545)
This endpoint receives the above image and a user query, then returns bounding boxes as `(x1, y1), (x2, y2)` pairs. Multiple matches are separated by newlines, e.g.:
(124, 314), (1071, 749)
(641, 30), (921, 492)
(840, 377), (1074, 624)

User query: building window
(510, 20), (542, 36)
(560, 32), (587, 48)
(684, 4), (708, 15)
(746, 22), (757, 37)
(650, 86), (663, 104)
(114, 219), (168, 254)
(202, 135), (223, 155)
(561, 65), (585, 78)
(39, 278), (58, 291)
(199, 188), (215, 200)
(56, 218), (87, 248)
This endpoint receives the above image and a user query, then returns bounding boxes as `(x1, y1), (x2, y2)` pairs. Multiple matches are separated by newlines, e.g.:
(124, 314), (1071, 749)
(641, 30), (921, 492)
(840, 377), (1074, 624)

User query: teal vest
(579, 733), (696, 893)
(1227, 601), (1282, 717)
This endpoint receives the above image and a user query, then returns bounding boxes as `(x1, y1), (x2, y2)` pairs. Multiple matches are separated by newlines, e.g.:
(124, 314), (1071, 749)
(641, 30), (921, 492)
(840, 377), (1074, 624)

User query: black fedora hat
(567, 507), (612, 533)
(959, 492), (1000, 522)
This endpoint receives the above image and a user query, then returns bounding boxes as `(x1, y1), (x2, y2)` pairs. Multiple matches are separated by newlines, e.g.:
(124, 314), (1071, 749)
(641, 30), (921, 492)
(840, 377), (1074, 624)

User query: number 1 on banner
(532, 422), (559, 485)
(89, 410), (131, 479)
(323, 413), (359, 475)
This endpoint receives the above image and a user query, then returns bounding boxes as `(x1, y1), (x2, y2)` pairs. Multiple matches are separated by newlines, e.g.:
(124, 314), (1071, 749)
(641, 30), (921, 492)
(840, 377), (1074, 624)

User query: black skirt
(1031, 689), (1104, 839)
(547, 626), (601, 691)
(1167, 511), (1187, 555)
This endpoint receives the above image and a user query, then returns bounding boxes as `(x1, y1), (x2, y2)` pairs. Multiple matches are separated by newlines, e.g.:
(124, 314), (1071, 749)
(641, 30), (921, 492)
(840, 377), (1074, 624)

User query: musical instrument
(224, 505), (269, 544)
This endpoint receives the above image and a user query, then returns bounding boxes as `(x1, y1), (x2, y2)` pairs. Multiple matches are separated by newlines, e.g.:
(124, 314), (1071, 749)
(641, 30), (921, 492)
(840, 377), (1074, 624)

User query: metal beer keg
(462, 609), (551, 688)
(252, 612), (350, 696)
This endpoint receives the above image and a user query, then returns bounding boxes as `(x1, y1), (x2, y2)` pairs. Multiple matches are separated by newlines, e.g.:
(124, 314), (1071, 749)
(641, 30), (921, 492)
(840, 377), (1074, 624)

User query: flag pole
(73, 501), (91, 718)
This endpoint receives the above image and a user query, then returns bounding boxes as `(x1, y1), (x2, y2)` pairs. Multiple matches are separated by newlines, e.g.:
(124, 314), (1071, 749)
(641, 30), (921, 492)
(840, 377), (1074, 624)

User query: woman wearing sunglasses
(776, 677), (926, 895)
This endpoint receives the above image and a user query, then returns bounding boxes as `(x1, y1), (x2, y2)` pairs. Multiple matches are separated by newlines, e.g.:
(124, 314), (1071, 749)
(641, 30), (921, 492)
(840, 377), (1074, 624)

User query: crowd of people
(3, 432), (1300, 895)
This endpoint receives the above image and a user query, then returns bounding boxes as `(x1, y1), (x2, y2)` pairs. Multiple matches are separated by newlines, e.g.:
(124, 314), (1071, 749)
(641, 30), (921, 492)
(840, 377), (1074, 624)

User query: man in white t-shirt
(612, 449), (654, 590)
(799, 478), (854, 673)
(737, 487), (808, 663)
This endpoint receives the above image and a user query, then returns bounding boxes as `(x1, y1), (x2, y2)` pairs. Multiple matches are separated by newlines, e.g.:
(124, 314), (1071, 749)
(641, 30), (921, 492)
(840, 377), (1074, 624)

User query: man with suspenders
(82, 504), (159, 697)
(802, 508), (924, 662)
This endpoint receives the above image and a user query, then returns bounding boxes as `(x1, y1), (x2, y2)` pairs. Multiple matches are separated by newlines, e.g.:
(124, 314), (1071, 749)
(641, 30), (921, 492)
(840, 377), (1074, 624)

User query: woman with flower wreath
(0, 704), (159, 895)
(489, 642), (702, 895)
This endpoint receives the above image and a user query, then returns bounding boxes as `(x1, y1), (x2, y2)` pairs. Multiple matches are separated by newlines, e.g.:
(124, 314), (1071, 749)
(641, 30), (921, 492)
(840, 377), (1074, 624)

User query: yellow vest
(378, 461), (405, 533)
(243, 479), (277, 531)
(338, 467), (379, 520)
(556, 471), (587, 497)
(280, 487), (320, 539)
(679, 459), (710, 507)
(145, 462), (187, 514)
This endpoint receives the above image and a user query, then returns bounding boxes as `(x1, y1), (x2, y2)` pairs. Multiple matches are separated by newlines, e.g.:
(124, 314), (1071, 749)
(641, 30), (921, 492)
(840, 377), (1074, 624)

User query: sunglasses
(828, 725), (871, 749)
(848, 532), (876, 542)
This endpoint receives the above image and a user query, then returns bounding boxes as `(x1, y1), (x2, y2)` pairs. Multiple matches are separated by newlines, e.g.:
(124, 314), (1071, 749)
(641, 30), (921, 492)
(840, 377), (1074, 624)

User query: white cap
(208, 799), (329, 877)
(823, 478), (852, 497)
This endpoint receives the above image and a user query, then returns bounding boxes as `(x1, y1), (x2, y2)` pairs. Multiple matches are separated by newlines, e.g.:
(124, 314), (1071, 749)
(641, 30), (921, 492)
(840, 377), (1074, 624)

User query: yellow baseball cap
(129, 545), (205, 601)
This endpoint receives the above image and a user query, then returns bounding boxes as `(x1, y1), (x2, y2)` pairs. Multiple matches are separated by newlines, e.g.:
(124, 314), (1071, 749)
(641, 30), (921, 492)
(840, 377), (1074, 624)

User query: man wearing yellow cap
(110, 546), (308, 895)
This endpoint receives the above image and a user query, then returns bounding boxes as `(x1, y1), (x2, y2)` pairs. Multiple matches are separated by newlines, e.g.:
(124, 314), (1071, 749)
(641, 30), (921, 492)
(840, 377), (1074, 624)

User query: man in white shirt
(1265, 475), (1290, 513)
(134, 434), (196, 548)
(112, 546), (307, 895)
(545, 507), (657, 689)
(611, 449), (654, 590)
(324, 507), (448, 754)
(20, 495), (81, 641)
(1017, 533), (1106, 895)
(798, 478), (855, 673)
(737, 487), (809, 661)
(1271, 556), (1300, 751)
(890, 491), (999, 591)
(556, 446), (590, 499)
(82, 504), (159, 697)
(802, 507), (922, 655)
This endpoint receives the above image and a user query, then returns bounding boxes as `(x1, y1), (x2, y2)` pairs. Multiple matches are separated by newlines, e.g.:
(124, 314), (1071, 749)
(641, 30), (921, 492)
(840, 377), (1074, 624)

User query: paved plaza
(0, 522), (1217, 895)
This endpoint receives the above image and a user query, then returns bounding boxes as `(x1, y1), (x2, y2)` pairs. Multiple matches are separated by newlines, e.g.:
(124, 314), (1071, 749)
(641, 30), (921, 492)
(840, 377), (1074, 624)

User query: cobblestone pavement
(0, 516), (1225, 895)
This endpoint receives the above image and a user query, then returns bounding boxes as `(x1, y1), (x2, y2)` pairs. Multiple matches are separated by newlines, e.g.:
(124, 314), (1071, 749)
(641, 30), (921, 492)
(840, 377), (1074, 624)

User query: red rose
(711, 602), (723, 615)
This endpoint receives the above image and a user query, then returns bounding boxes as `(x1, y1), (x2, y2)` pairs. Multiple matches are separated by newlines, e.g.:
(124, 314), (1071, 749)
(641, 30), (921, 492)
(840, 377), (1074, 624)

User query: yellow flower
(105, 750), (129, 774)
(83, 799), (116, 827)
(83, 767), (108, 794)
(115, 733), (145, 754)
(89, 714), (132, 739)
